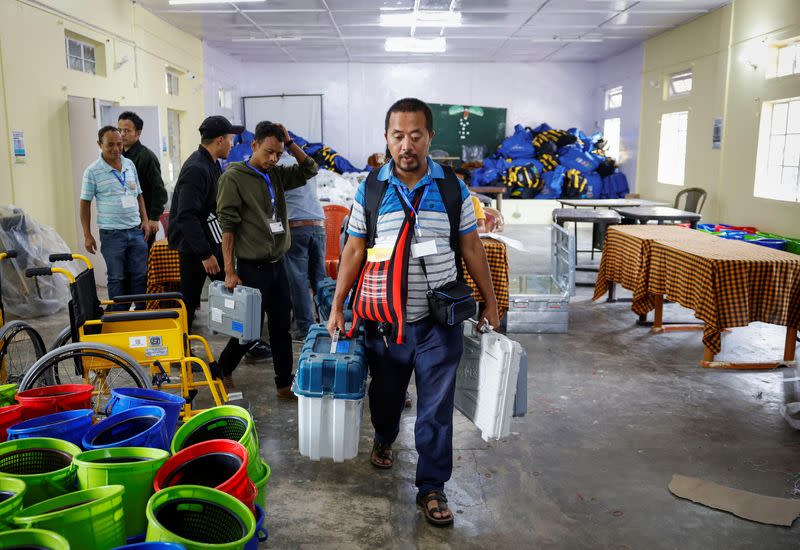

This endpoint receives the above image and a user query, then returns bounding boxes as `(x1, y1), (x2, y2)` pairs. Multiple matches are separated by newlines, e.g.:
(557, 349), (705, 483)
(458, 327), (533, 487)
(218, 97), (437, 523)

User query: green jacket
(217, 157), (318, 261)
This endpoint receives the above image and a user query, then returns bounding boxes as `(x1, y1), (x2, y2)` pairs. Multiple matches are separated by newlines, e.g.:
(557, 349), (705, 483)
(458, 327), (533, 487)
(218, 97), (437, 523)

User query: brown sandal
(416, 490), (454, 527)
(370, 440), (393, 469)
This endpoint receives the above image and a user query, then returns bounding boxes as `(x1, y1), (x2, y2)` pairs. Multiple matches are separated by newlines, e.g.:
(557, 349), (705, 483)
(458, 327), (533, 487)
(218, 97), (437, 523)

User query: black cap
(199, 115), (245, 140)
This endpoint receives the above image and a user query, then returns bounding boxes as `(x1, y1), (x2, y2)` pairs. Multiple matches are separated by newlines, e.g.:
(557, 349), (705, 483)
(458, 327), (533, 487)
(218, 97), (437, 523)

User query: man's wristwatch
(284, 139), (294, 148)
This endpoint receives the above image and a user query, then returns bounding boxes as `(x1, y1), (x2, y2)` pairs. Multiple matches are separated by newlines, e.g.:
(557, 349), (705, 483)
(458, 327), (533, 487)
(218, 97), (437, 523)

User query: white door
(100, 105), (162, 162)
(67, 96), (108, 286)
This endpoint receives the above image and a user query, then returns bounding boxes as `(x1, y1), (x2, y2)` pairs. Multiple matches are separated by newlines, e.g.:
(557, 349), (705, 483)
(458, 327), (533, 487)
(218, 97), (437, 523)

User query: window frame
(165, 70), (180, 96)
(774, 42), (800, 78)
(65, 36), (96, 75)
(667, 69), (693, 99)
(602, 117), (621, 161)
(753, 96), (800, 203)
(657, 110), (689, 186)
(605, 86), (623, 111)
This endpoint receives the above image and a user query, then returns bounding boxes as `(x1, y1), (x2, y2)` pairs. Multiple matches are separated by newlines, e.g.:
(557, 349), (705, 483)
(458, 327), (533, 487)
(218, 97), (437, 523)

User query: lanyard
(111, 169), (127, 191)
(396, 183), (431, 236)
(246, 161), (275, 215)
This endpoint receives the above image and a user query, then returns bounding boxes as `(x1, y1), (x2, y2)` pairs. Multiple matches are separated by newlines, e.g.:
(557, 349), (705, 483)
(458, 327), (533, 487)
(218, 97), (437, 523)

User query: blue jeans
(364, 317), (464, 496)
(284, 225), (327, 334)
(99, 227), (148, 309)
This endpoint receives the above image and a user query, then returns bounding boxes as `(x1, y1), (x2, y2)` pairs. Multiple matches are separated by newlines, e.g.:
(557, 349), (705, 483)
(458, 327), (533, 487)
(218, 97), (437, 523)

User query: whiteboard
(243, 95), (323, 142)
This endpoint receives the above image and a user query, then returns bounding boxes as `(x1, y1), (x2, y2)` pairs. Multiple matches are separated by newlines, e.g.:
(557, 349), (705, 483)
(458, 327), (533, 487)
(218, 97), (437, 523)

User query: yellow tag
(367, 246), (392, 263)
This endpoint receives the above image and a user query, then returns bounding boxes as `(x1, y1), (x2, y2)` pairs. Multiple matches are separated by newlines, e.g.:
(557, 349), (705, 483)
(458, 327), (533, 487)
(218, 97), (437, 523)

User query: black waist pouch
(426, 280), (477, 326)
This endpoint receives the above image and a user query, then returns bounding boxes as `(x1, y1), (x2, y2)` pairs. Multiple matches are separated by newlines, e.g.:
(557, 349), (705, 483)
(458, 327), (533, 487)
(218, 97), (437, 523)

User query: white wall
(203, 42), (244, 124)
(594, 44), (644, 191)
(235, 62), (598, 167)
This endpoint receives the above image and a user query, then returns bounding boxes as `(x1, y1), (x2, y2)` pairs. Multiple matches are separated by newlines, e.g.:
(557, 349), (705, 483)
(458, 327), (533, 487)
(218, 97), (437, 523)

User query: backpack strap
(364, 168), (389, 249)
(434, 166), (466, 280)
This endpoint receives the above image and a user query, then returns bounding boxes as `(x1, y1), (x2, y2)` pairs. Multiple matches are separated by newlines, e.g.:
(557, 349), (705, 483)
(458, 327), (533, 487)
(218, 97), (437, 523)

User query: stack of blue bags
(471, 123), (629, 200)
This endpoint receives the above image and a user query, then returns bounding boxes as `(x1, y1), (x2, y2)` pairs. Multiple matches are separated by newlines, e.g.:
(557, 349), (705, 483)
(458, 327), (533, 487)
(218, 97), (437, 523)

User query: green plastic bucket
(0, 528), (70, 549)
(12, 484), (126, 549)
(74, 446), (169, 539)
(253, 461), (270, 510)
(0, 383), (17, 407)
(171, 406), (265, 482)
(145, 485), (256, 550)
(0, 437), (80, 506)
(0, 476), (27, 530)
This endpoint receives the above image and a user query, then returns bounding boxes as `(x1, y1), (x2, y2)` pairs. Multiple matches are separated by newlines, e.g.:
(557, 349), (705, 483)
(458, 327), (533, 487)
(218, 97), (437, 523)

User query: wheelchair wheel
(18, 342), (150, 415)
(50, 325), (72, 351)
(0, 320), (47, 385)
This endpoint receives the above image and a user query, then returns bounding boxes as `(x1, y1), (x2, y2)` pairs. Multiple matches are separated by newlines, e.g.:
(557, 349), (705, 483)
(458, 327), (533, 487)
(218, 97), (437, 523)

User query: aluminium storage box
(455, 321), (524, 441)
(293, 324), (367, 462)
(505, 224), (575, 334)
(207, 281), (262, 343)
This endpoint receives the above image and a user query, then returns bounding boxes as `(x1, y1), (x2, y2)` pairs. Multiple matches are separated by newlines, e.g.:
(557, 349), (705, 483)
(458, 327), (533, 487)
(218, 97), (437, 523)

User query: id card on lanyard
(247, 161), (284, 235)
(396, 184), (437, 259)
(113, 169), (137, 209)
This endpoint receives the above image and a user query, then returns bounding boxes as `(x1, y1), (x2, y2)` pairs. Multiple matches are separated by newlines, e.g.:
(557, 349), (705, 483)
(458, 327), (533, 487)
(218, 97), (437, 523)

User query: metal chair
(674, 187), (707, 214)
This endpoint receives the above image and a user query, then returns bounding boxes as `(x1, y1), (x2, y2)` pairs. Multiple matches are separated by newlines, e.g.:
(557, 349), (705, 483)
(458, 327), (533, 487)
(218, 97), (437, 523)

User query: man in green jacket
(119, 111), (168, 247)
(216, 121), (318, 394)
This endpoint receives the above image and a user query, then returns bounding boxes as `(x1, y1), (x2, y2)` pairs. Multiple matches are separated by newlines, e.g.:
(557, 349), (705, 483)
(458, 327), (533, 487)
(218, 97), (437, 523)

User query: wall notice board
(429, 103), (507, 161)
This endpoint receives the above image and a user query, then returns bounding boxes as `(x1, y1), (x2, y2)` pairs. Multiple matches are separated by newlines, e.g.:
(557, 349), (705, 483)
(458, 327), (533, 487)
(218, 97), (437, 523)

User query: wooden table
(594, 226), (800, 368)
(470, 186), (506, 213)
(462, 237), (509, 319)
(147, 239), (181, 301)
(613, 206), (701, 228)
(558, 198), (668, 208)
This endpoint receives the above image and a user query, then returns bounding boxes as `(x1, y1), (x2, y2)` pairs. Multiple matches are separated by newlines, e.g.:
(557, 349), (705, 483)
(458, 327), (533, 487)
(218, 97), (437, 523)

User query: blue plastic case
(294, 324), (367, 399)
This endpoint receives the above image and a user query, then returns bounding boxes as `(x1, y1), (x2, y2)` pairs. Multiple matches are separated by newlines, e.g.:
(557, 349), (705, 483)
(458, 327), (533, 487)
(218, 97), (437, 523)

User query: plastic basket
(82, 406), (170, 451)
(171, 406), (264, 482)
(0, 437), (80, 506)
(244, 504), (268, 550)
(253, 461), (270, 510)
(12, 484), (126, 550)
(0, 383), (17, 407)
(7, 409), (94, 448)
(106, 387), (186, 440)
(145, 485), (256, 549)
(75, 446), (170, 539)
(0, 528), (70, 549)
(15, 384), (94, 418)
(0, 404), (24, 441)
(715, 224), (757, 234)
(154, 439), (255, 513)
(0, 475), (27, 530)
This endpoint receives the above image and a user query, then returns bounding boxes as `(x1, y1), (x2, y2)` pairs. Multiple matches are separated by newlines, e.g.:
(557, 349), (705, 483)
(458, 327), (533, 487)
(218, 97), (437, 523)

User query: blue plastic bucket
(82, 406), (170, 451)
(746, 237), (787, 251)
(243, 504), (268, 550)
(112, 542), (186, 550)
(6, 409), (93, 448)
(106, 388), (185, 439)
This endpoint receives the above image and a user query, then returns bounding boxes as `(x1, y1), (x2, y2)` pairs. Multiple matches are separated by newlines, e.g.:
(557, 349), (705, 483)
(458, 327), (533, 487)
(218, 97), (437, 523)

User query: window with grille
(775, 42), (800, 78)
(166, 71), (180, 96)
(605, 86), (622, 110)
(754, 97), (800, 202)
(65, 36), (96, 75)
(667, 70), (693, 98)
(657, 111), (689, 186)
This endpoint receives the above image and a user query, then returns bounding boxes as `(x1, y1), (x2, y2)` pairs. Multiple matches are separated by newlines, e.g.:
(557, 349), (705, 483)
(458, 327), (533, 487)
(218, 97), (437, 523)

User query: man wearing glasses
(119, 111), (168, 247)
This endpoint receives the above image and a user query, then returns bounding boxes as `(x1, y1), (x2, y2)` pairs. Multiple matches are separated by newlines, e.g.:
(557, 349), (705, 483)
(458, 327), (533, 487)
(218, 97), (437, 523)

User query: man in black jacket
(168, 115), (242, 331)
(119, 111), (167, 247)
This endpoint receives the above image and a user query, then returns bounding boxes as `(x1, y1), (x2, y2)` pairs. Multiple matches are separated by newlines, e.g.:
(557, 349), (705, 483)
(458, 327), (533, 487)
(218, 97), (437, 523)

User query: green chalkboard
(429, 103), (507, 161)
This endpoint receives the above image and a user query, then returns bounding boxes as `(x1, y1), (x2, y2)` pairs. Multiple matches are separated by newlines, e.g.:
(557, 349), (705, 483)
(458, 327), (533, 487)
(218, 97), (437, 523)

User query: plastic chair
(674, 187), (707, 214)
(323, 205), (350, 279)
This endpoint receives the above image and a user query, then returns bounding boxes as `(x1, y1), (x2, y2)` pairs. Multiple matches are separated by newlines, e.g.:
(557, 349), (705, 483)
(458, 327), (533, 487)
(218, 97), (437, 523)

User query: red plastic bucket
(0, 405), (24, 440)
(153, 439), (256, 513)
(715, 224), (757, 234)
(15, 384), (94, 419)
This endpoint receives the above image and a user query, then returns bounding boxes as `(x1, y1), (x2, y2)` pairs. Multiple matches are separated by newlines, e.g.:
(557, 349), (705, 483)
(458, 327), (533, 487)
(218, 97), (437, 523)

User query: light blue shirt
(80, 153), (142, 230)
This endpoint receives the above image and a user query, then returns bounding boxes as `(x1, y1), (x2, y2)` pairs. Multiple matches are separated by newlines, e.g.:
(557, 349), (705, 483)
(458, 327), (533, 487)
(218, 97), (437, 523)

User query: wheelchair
(0, 250), (47, 385)
(23, 253), (228, 418)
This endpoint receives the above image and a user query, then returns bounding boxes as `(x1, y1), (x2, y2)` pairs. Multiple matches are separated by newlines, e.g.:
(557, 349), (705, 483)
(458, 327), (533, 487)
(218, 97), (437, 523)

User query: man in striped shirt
(328, 98), (499, 527)
(80, 126), (150, 307)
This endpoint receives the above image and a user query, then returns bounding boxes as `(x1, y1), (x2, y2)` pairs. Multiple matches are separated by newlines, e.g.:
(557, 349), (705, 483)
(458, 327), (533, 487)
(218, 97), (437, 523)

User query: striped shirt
(80, 153), (142, 230)
(347, 157), (477, 322)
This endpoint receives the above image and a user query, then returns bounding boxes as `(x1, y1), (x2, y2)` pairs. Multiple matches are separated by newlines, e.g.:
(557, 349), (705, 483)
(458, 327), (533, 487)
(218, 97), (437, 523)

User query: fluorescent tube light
(232, 36), (301, 42)
(384, 37), (446, 53)
(169, 0), (265, 5)
(380, 11), (462, 28)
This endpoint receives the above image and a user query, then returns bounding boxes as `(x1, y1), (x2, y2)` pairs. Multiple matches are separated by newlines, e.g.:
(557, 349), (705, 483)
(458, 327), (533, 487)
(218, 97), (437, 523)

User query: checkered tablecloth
(648, 237), (800, 355)
(592, 225), (713, 314)
(147, 239), (181, 300)
(462, 237), (509, 318)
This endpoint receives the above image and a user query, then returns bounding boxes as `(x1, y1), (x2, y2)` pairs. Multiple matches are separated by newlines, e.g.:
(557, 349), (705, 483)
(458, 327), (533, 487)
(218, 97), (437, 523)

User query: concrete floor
(24, 224), (800, 549)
